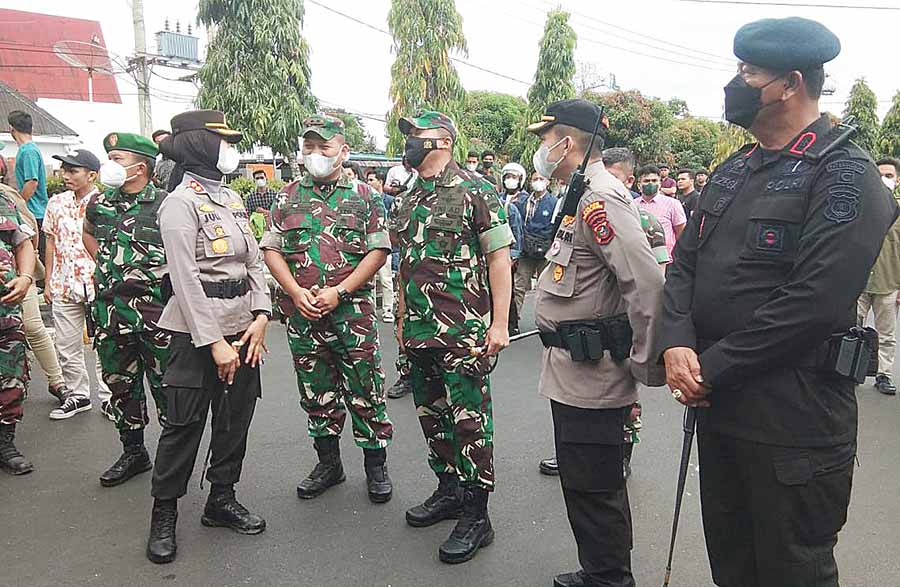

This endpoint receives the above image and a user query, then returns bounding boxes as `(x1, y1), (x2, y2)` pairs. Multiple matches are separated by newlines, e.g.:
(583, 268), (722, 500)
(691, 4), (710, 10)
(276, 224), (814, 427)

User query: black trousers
(151, 333), (261, 500)
(551, 400), (634, 587)
(697, 426), (855, 587)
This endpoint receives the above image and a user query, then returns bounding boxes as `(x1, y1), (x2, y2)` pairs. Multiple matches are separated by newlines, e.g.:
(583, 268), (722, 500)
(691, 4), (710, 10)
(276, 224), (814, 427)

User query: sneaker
(875, 374), (897, 396)
(49, 395), (92, 420)
(48, 384), (68, 405)
(382, 310), (395, 324)
(100, 400), (117, 422)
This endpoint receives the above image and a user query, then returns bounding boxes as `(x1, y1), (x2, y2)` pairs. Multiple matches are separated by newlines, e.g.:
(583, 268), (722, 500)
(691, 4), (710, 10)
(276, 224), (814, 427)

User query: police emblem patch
(755, 224), (785, 252)
(824, 186), (860, 224)
(211, 238), (229, 254)
(582, 200), (614, 245)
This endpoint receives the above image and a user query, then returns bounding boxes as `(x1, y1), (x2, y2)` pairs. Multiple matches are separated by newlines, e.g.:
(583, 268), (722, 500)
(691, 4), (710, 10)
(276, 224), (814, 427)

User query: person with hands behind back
(147, 110), (271, 565)
(261, 115), (395, 506)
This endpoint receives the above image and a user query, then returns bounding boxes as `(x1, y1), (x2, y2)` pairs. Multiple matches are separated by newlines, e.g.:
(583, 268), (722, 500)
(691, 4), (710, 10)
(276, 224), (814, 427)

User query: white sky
(3, 0), (897, 158)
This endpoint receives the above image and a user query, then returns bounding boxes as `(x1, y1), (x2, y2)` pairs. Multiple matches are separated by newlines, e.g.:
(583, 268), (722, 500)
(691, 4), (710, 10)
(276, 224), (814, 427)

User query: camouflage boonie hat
(398, 110), (458, 141)
(302, 115), (345, 140)
(103, 132), (158, 158)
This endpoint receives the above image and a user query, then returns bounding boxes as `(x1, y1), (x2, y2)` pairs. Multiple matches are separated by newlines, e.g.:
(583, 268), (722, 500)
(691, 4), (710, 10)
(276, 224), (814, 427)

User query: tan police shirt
(157, 173), (270, 347)
(535, 161), (666, 410)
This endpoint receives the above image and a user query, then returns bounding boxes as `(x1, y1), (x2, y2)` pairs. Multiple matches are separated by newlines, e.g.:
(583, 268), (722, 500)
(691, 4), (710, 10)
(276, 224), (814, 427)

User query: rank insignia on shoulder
(553, 264), (564, 282)
(562, 215), (576, 227)
(189, 180), (206, 194)
(199, 203), (215, 213)
(228, 201), (244, 209)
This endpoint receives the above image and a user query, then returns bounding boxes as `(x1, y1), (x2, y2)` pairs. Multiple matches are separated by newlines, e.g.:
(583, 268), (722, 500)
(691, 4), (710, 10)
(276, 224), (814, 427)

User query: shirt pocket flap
(201, 222), (232, 240)
(773, 455), (813, 486)
(546, 241), (574, 266)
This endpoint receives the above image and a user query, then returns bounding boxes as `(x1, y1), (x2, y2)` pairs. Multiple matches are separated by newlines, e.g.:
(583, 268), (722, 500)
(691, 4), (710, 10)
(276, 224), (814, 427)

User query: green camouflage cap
(103, 132), (158, 158)
(302, 115), (345, 140)
(398, 110), (457, 141)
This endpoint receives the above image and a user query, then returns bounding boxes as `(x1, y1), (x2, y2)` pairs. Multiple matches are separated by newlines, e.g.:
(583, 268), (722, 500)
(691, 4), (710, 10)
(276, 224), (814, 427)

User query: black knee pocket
(163, 387), (206, 426)
(161, 335), (207, 427)
(773, 452), (854, 544)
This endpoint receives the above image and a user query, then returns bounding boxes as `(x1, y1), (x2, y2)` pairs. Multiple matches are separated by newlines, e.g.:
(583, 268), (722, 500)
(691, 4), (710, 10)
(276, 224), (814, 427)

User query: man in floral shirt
(43, 150), (111, 420)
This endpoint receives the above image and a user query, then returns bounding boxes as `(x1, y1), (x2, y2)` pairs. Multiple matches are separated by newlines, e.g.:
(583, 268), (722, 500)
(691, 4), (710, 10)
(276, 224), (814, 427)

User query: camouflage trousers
(96, 328), (171, 432)
(287, 311), (393, 450)
(0, 327), (28, 425)
(624, 402), (642, 444)
(407, 347), (495, 491)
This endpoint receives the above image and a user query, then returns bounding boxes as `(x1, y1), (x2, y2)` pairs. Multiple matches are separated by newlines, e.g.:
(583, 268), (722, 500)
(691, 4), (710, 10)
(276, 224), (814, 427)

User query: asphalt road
(4, 302), (899, 586)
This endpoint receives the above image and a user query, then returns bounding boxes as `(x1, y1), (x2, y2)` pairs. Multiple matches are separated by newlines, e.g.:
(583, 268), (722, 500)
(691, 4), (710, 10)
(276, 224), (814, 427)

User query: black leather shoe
(100, 444), (152, 487)
(387, 376), (413, 399)
(363, 449), (393, 504)
(539, 456), (559, 476)
(201, 488), (266, 535)
(0, 425), (33, 475)
(875, 374), (897, 395)
(146, 500), (177, 564)
(406, 473), (463, 527)
(554, 570), (597, 587)
(296, 436), (345, 499)
(439, 485), (494, 564)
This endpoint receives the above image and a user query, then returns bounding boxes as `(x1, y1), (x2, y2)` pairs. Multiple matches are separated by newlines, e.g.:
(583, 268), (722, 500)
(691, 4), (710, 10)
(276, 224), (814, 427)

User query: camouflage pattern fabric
(0, 328), (28, 425)
(96, 327), (171, 432)
(287, 302), (392, 449)
(407, 348), (494, 490)
(261, 175), (390, 321)
(0, 192), (24, 331)
(85, 184), (168, 335)
(394, 163), (514, 349)
(624, 402), (642, 444)
(639, 210), (670, 264)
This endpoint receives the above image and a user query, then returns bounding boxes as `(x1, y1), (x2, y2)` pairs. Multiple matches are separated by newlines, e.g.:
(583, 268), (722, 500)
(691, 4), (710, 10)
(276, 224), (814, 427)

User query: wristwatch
(336, 284), (352, 302)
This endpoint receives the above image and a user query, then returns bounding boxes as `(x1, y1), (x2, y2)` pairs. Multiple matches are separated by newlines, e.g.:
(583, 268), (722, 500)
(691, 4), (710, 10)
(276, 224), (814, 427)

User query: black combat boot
(100, 429), (152, 487)
(296, 436), (345, 499)
(201, 484), (266, 535)
(146, 498), (178, 564)
(0, 423), (33, 475)
(438, 484), (494, 564)
(363, 448), (393, 504)
(386, 375), (413, 399)
(553, 570), (600, 587)
(406, 472), (463, 527)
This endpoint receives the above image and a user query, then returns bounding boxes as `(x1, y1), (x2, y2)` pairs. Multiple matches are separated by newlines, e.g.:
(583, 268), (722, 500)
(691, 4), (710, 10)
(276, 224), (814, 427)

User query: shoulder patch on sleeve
(582, 200), (615, 245)
(824, 185), (860, 224)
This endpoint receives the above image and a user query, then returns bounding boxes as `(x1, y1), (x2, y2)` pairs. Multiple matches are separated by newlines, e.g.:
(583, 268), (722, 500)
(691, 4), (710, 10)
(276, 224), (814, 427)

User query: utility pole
(132, 0), (152, 136)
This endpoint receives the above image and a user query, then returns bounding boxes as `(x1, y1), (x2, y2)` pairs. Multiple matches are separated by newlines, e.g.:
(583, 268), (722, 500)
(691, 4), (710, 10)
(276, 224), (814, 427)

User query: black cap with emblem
(527, 99), (610, 136)
(170, 110), (243, 143)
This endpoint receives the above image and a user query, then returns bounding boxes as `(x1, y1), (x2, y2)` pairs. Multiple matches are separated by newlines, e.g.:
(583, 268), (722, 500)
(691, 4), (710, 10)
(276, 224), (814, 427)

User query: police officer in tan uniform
(146, 110), (271, 564)
(528, 99), (665, 587)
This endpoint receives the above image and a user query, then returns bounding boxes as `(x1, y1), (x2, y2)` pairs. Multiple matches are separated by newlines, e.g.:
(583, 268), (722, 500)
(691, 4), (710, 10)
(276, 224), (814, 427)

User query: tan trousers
(52, 300), (110, 402)
(22, 285), (64, 387)
(857, 291), (898, 376)
(514, 256), (549, 313)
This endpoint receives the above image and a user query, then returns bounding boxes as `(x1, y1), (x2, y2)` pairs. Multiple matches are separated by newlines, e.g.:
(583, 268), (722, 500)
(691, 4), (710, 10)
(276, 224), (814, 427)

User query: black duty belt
(539, 315), (633, 362)
(201, 278), (250, 299)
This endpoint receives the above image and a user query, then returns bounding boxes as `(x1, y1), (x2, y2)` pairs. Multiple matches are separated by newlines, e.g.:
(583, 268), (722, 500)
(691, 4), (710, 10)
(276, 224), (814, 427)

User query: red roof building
(0, 8), (121, 104)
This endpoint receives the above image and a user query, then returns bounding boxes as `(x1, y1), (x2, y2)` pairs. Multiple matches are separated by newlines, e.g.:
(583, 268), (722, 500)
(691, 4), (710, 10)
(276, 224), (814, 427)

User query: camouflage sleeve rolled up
(258, 192), (285, 252)
(470, 180), (514, 254)
(365, 188), (391, 252)
(82, 192), (101, 236)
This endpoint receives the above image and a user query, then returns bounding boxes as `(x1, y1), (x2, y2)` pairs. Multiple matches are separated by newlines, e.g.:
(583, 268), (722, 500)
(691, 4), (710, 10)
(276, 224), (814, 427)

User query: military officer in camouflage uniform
(83, 133), (170, 487)
(394, 111), (514, 564)
(0, 187), (37, 475)
(262, 115), (394, 504)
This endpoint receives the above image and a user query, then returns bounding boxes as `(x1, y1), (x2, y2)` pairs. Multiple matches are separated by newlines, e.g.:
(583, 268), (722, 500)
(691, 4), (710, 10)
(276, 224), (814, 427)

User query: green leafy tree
(326, 109), (378, 152)
(510, 9), (577, 166)
(877, 91), (900, 159)
(197, 0), (317, 158)
(586, 90), (674, 165)
(711, 124), (753, 170)
(842, 78), (880, 155)
(458, 91), (528, 155)
(667, 117), (722, 170)
(386, 0), (468, 158)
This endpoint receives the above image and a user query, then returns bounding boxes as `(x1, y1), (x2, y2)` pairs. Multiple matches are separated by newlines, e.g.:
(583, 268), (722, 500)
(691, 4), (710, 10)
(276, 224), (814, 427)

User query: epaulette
(799, 123), (857, 163)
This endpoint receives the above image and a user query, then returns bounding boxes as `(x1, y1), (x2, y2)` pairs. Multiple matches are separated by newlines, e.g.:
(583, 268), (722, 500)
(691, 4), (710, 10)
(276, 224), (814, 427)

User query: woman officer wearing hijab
(146, 110), (272, 564)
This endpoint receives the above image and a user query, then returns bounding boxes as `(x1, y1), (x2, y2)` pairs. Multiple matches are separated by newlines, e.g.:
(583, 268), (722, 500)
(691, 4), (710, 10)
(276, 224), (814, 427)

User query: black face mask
(482, 161), (493, 170)
(404, 136), (440, 169)
(724, 74), (784, 129)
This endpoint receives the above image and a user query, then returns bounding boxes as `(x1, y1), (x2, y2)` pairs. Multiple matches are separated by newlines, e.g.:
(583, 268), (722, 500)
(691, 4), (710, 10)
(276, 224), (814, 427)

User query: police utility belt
(697, 326), (878, 385)
(539, 314), (633, 362)
(201, 278), (250, 299)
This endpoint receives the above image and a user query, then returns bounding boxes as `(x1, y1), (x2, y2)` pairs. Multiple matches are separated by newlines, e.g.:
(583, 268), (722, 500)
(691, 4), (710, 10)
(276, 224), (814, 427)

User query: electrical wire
(674, 0), (899, 9)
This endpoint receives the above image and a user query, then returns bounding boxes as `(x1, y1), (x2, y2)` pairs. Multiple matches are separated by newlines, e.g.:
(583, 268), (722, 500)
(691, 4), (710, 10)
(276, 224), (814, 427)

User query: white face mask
(304, 152), (341, 179)
(100, 161), (139, 188)
(465, 162), (478, 173)
(255, 178), (267, 187)
(504, 177), (520, 191)
(532, 137), (569, 179)
(217, 143), (241, 175)
(883, 176), (897, 191)
(531, 179), (548, 193)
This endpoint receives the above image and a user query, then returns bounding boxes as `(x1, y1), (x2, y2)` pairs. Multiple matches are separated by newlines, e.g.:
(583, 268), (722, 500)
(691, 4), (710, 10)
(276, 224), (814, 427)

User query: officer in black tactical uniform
(659, 18), (898, 587)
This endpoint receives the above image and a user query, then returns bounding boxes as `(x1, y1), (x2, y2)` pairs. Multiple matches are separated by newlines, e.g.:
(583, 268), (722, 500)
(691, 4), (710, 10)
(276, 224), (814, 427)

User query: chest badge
(211, 238), (229, 254)
(553, 264), (565, 282)
(562, 215), (576, 227)
(549, 240), (561, 256)
(199, 203), (215, 213)
(214, 225), (226, 238)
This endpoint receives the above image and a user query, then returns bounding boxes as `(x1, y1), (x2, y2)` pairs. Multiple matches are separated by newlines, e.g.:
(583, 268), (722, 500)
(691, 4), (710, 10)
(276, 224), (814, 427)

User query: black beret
(734, 17), (840, 71)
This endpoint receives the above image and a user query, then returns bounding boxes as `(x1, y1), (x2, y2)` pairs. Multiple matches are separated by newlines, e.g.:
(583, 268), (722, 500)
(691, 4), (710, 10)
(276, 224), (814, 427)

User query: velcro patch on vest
(756, 224), (785, 252)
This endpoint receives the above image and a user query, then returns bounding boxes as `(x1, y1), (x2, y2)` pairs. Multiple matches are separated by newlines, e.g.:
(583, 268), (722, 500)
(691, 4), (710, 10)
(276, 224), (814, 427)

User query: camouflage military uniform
(395, 163), (514, 490)
(85, 183), (170, 431)
(261, 175), (393, 449)
(0, 192), (31, 425)
(387, 196), (411, 381)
